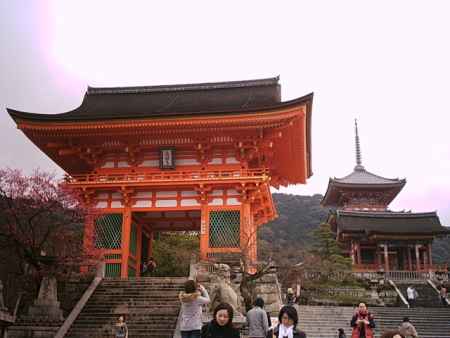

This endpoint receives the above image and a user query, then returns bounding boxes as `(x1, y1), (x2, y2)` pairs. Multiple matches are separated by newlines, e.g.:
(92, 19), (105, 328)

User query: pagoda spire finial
(354, 118), (364, 170)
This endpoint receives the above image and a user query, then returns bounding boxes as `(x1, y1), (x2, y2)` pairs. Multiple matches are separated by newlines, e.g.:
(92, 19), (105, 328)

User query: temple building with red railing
(321, 120), (449, 273)
(8, 77), (313, 277)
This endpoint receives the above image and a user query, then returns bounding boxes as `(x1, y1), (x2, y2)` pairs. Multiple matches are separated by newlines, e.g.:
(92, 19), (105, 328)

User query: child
(115, 316), (128, 338)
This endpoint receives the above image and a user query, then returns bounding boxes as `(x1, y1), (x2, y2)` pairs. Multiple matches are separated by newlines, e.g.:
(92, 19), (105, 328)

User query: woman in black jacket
(201, 303), (240, 338)
(266, 306), (306, 338)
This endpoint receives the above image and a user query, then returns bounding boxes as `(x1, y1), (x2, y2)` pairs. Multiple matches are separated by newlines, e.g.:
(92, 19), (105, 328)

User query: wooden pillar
(81, 212), (95, 273)
(241, 202), (257, 272)
(121, 208), (132, 278)
(356, 242), (362, 265)
(350, 241), (356, 265)
(384, 244), (389, 272)
(407, 246), (413, 271)
(136, 222), (143, 278)
(415, 244), (421, 271)
(375, 245), (381, 269)
(428, 243), (433, 266)
(147, 230), (154, 259)
(423, 246), (428, 270)
(200, 203), (209, 261)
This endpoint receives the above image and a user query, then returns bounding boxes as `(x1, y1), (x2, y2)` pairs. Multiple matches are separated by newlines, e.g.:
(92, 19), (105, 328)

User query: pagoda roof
(7, 76), (312, 122)
(321, 167), (406, 207)
(321, 120), (406, 207)
(333, 210), (450, 236)
(332, 166), (405, 186)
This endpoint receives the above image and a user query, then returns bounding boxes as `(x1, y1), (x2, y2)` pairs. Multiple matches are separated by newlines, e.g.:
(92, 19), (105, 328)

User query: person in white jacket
(406, 286), (418, 307)
(179, 279), (210, 338)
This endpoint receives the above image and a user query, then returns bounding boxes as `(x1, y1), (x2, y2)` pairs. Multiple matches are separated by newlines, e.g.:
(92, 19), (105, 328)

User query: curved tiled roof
(7, 76), (314, 122)
(332, 166), (405, 186)
(335, 210), (449, 235)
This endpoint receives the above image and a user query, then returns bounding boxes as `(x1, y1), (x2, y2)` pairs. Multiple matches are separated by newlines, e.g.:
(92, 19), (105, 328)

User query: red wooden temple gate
(8, 77), (313, 277)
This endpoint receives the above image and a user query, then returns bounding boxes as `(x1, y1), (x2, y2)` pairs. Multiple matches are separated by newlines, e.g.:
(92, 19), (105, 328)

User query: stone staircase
(65, 277), (186, 338)
(297, 305), (450, 338)
(297, 305), (355, 338)
(396, 283), (442, 307)
(374, 307), (450, 338)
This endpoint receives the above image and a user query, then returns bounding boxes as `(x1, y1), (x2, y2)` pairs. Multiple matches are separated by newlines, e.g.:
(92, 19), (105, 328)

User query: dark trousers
(408, 298), (415, 307)
(181, 330), (201, 338)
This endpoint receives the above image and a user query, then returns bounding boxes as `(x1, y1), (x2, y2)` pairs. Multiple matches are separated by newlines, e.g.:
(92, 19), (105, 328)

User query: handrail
(54, 262), (105, 338)
(388, 279), (409, 308)
(13, 292), (23, 319)
(427, 279), (440, 294)
(427, 279), (450, 305)
(65, 168), (269, 186)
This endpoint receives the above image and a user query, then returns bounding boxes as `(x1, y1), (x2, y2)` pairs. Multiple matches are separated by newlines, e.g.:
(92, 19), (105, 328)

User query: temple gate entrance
(8, 77), (313, 277)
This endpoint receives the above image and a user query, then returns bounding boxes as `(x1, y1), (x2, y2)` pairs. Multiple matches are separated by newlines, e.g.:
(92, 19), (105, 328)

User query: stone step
(65, 277), (187, 338)
(297, 305), (450, 338)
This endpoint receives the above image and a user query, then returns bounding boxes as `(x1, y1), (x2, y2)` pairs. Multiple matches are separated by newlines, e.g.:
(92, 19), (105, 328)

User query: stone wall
(6, 275), (93, 338)
(254, 273), (283, 315)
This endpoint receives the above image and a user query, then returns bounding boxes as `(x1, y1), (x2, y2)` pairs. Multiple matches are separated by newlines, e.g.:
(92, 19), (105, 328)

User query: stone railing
(305, 287), (368, 299)
(301, 270), (354, 282)
(54, 262), (105, 338)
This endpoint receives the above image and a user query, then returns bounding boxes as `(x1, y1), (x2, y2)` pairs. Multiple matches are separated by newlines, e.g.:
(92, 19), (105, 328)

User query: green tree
(152, 233), (199, 277)
(309, 222), (351, 275)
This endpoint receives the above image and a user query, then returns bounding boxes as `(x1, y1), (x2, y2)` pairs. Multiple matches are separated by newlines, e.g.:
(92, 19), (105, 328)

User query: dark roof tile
(335, 210), (449, 235)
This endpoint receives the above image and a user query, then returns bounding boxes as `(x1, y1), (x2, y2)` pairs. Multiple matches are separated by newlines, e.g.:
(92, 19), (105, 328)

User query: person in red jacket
(351, 303), (375, 338)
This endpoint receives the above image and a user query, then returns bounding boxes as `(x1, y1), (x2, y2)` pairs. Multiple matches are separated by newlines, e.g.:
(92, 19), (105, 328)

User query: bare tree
(239, 227), (274, 312)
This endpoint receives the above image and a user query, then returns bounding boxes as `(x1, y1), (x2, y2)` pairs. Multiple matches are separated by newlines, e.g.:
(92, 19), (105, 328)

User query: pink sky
(1, 1), (449, 224)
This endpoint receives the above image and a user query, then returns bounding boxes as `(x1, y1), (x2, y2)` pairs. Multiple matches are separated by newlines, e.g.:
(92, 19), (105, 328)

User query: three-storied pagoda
(8, 77), (313, 277)
(322, 121), (449, 272)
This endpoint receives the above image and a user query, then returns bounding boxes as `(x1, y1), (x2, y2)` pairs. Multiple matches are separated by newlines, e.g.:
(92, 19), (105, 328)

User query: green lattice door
(94, 213), (123, 277)
(209, 210), (240, 248)
(94, 213), (122, 249)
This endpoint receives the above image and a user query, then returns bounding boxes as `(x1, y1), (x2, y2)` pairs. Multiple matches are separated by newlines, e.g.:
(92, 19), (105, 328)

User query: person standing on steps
(246, 297), (269, 338)
(285, 288), (297, 306)
(266, 305), (307, 338)
(440, 284), (448, 306)
(201, 302), (240, 338)
(398, 317), (418, 338)
(350, 303), (375, 338)
(114, 316), (128, 338)
(338, 328), (347, 338)
(179, 279), (210, 338)
(406, 286), (418, 307)
(145, 256), (157, 276)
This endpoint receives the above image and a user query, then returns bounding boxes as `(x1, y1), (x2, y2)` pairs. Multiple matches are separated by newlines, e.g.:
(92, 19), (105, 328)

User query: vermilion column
(121, 208), (132, 278)
(81, 212), (95, 273)
(350, 241), (356, 265)
(136, 222), (143, 278)
(428, 243), (433, 267)
(356, 243), (362, 265)
(384, 244), (389, 272)
(376, 245), (381, 269)
(200, 203), (209, 261)
(415, 244), (421, 271)
(242, 202), (257, 273)
(147, 231), (154, 259)
(407, 246), (413, 270)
